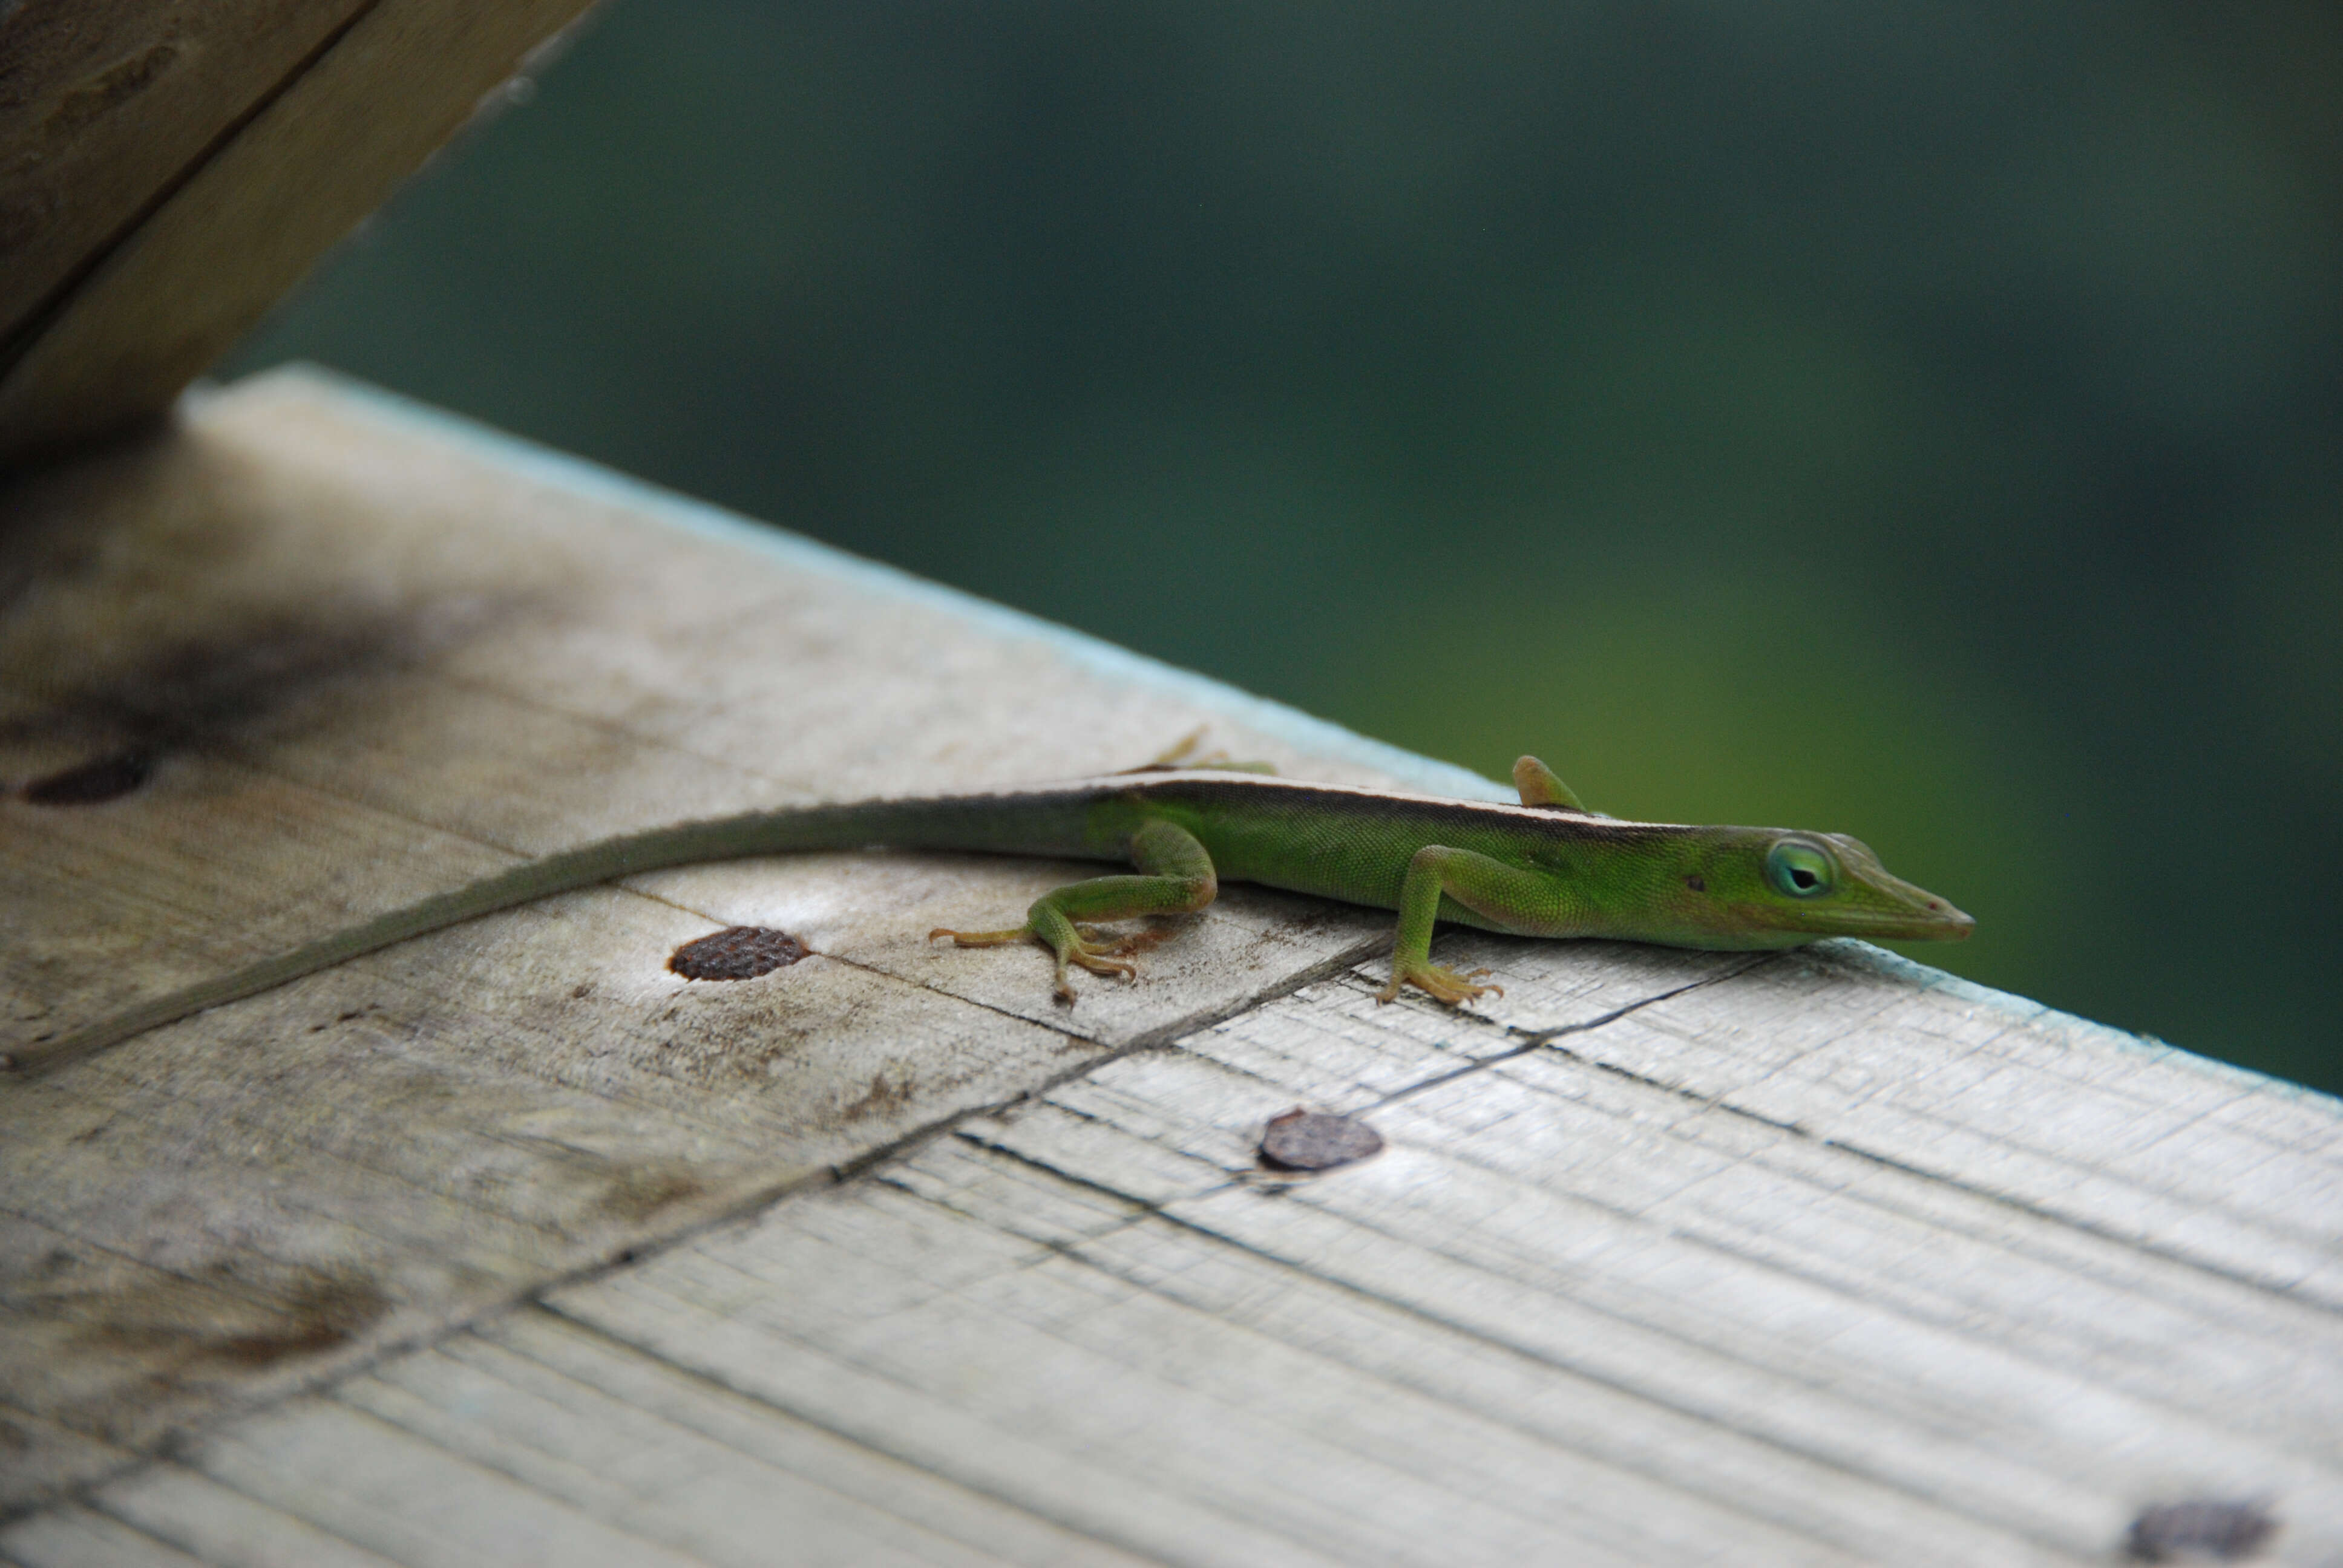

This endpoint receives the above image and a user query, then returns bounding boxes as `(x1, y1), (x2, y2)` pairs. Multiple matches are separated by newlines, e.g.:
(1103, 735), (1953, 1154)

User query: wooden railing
(0, 5), (2334, 1558)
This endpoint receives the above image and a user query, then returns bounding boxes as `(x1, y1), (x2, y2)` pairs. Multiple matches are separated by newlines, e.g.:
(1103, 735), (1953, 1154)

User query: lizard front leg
(931, 818), (1218, 1000)
(1379, 844), (1570, 1005)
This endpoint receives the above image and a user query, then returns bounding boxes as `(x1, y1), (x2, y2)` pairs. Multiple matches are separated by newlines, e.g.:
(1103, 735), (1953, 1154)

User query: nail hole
(667, 926), (808, 981)
(22, 751), (151, 805)
(1259, 1108), (1383, 1172)
(2126, 1498), (2278, 1563)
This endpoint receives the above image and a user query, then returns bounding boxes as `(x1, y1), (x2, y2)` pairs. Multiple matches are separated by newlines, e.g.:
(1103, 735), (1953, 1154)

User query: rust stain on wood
(666, 926), (809, 982)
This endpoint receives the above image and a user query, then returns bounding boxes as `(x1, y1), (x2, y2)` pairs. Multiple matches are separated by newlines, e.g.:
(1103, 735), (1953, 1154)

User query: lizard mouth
(1830, 898), (1974, 942)
(1870, 910), (1973, 941)
(1817, 850), (1975, 942)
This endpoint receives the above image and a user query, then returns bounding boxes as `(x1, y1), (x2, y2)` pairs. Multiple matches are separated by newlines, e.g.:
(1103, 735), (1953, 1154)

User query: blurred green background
(222, 0), (2342, 1092)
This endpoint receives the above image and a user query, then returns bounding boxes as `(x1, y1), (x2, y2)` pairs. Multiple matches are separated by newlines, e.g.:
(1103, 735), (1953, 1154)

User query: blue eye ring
(1766, 838), (1838, 899)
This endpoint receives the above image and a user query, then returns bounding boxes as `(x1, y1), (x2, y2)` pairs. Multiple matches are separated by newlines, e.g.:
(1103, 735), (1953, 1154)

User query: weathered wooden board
(0, 0), (597, 463)
(15, 938), (2335, 1564)
(2, 368), (2336, 1565)
(516, 951), (2338, 1566)
(0, 367), (1490, 1514)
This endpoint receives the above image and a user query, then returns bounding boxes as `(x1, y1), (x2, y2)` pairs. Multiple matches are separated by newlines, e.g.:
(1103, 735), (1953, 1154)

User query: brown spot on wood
(839, 1068), (916, 1123)
(97, 616), (417, 733)
(62, 1266), (388, 1373)
(1259, 1108), (1384, 1171)
(21, 750), (149, 803)
(668, 926), (808, 981)
(200, 1275), (385, 1368)
(0, 476), (510, 779)
(595, 1166), (706, 1221)
(2126, 1498), (2278, 1563)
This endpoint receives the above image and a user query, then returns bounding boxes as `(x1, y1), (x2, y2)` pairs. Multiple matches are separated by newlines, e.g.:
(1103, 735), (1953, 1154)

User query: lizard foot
(1052, 941), (1144, 1002)
(936, 914), (1154, 1002)
(1376, 961), (1502, 1007)
(932, 923), (1135, 1001)
(1072, 923), (1175, 958)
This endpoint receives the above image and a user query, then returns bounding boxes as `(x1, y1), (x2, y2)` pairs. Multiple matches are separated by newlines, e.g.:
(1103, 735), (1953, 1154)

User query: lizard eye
(1766, 839), (1837, 899)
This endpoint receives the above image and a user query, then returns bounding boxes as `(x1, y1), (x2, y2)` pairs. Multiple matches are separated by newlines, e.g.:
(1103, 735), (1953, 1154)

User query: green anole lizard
(2, 751), (1970, 1077)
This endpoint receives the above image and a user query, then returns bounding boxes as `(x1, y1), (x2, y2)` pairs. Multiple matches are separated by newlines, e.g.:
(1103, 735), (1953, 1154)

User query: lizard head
(1688, 828), (1974, 945)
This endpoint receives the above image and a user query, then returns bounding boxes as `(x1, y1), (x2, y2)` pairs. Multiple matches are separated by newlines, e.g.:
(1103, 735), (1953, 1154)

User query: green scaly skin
(1, 754), (1971, 1078)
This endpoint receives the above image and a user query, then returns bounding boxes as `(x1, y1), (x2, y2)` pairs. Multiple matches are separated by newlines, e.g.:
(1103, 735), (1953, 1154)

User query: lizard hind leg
(931, 818), (1220, 1002)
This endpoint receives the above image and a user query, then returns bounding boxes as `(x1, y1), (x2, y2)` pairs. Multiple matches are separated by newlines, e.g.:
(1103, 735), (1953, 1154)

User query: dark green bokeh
(223, 0), (2342, 1091)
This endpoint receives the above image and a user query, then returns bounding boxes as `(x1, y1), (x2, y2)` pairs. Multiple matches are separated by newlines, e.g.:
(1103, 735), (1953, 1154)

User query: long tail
(4, 791), (1104, 1079)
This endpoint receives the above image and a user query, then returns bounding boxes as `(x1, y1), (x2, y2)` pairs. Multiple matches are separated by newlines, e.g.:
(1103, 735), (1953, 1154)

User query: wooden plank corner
(0, 0), (601, 466)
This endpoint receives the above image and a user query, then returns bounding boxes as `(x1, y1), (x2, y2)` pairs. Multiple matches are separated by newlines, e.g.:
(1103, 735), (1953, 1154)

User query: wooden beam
(0, 0), (596, 466)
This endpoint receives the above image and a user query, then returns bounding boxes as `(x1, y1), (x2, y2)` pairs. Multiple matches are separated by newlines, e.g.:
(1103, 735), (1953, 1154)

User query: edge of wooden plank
(1828, 940), (2342, 1117)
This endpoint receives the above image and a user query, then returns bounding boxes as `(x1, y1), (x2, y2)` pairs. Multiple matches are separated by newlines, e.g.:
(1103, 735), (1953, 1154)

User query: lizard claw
(1376, 961), (1504, 1007)
(1074, 924), (1174, 958)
